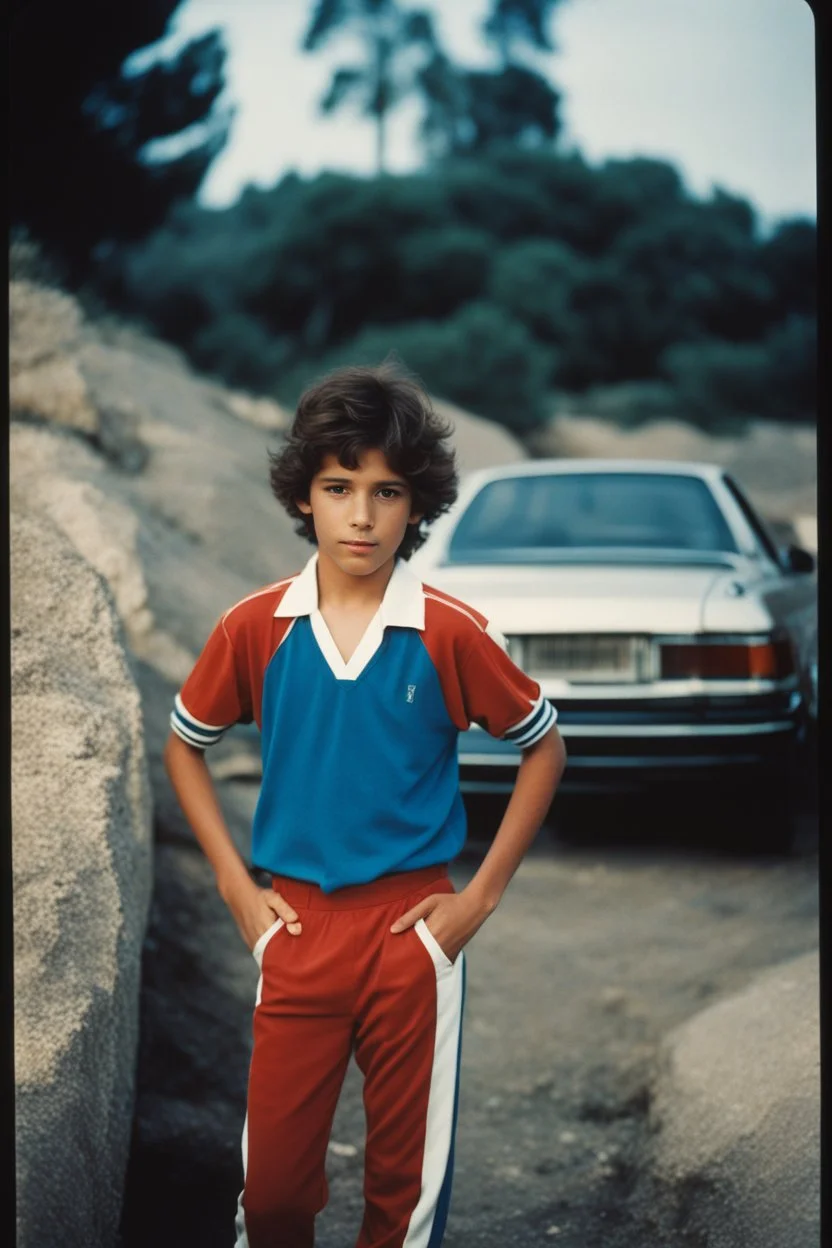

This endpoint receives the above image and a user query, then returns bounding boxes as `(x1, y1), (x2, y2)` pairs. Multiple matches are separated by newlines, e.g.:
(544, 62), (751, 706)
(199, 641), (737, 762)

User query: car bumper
(459, 690), (807, 795)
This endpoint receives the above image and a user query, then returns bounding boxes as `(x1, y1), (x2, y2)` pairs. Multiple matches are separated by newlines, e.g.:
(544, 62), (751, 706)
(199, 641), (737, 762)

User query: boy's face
(297, 447), (422, 577)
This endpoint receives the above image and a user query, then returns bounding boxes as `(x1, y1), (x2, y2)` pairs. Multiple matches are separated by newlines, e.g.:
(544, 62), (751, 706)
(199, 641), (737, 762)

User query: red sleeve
(458, 627), (557, 747)
(170, 616), (252, 749)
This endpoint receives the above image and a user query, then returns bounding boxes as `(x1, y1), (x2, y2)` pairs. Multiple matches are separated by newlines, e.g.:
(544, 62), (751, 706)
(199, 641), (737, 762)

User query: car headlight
(659, 635), (796, 680)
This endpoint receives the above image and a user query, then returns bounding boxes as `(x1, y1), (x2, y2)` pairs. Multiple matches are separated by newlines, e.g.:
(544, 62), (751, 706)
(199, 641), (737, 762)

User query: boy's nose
(350, 499), (373, 527)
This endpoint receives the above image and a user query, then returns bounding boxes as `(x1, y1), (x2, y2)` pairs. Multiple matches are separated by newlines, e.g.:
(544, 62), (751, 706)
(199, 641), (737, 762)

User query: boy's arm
(163, 731), (303, 947)
(464, 722), (566, 910)
(390, 724), (566, 959)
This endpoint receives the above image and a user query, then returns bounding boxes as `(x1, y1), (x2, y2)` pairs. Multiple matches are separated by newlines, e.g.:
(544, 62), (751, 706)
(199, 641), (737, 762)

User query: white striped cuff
(502, 696), (557, 749)
(170, 693), (230, 750)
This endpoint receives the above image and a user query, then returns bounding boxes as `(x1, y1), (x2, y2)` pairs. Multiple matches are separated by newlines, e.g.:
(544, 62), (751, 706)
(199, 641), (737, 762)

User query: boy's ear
(408, 510), (424, 525)
(296, 498), (312, 515)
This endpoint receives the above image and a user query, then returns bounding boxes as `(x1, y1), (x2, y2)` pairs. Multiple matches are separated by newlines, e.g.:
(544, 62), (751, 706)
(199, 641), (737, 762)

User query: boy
(163, 362), (567, 1248)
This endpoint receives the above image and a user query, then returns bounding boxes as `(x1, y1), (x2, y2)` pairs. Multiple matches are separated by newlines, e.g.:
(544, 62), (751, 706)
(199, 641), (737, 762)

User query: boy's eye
(378, 487), (402, 500)
(325, 485), (347, 495)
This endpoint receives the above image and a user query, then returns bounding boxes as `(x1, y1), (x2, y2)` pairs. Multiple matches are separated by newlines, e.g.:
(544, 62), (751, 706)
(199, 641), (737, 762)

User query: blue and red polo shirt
(171, 553), (557, 892)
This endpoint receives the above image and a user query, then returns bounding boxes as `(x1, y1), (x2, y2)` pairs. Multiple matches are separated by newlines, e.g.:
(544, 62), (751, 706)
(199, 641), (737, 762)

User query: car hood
(422, 562), (771, 635)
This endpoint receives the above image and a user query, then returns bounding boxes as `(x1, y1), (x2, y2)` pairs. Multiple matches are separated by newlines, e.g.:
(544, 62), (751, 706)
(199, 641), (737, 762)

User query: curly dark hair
(269, 359), (459, 559)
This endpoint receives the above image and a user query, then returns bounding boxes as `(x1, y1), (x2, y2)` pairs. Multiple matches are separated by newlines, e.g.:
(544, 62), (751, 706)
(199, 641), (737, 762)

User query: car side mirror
(780, 544), (815, 574)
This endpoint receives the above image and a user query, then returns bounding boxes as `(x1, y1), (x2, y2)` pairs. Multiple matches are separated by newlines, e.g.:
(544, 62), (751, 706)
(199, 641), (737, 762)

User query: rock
(434, 397), (527, 475)
(94, 397), (150, 472)
(10, 279), (149, 471)
(9, 277), (85, 371)
(11, 354), (99, 434)
(10, 278), (99, 437)
(212, 385), (291, 432)
(11, 425), (153, 642)
(12, 509), (153, 1248)
(9, 424), (194, 688)
(649, 949), (819, 1248)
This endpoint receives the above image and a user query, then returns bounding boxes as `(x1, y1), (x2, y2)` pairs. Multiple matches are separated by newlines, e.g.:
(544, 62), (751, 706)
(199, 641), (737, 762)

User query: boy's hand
(222, 875), (303, 951)
(389, 890), (491, 964)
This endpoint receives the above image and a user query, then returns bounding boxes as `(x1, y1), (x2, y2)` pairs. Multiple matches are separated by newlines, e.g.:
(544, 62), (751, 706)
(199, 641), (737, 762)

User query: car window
(721, 474), (781, 565)
(448, 473), (739, 560)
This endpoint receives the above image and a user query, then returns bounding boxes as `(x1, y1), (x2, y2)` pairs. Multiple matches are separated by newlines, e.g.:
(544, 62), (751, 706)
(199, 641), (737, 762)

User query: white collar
(274, 552), (425, 631)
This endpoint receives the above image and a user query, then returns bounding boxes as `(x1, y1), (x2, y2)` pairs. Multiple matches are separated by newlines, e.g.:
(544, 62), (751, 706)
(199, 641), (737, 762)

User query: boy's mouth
(342, 540), (377, 549)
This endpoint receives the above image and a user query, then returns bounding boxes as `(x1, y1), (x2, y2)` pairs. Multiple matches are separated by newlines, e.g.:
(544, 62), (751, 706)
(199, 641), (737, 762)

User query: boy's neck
(315, 550), (396, 611)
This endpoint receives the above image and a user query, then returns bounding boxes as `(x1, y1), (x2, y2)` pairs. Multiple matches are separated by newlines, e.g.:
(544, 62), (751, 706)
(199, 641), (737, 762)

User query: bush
(488, 238), (584, 346)
(659, 319), (816, 427)
(190, 313), (293, 390)
(397, 227), (493, 319)
(98, 153), (817, 439)
(763, 315), (816, 417)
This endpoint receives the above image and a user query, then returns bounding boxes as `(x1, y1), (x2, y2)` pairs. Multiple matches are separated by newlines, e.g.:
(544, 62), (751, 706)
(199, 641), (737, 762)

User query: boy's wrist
(217, 858), (257, 905)
(461, 878), (502, 918)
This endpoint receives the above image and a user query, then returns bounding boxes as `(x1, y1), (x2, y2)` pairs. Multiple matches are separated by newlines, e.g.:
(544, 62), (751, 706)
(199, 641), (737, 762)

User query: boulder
(649, 949), (819, 1247)
(12, 508), (153, 1248)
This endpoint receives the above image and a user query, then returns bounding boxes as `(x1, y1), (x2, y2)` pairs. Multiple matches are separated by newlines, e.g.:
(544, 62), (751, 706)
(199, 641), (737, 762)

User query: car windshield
(447, 472), (739, 563)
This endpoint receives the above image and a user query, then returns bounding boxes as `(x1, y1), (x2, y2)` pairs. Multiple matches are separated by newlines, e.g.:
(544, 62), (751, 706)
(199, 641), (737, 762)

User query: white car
(410, 459), (817, 840)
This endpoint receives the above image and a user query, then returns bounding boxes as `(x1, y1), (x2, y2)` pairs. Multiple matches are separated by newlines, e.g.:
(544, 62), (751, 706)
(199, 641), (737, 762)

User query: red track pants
(234, 865), (466, 1248)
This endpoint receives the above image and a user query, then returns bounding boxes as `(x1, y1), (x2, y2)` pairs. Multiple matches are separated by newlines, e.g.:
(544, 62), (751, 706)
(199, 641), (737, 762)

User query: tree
(418, 0), (564, 159)
(759, 218), (817, 319)
(302, 0), (439, 174)
(9, 1), (230, 279)
(482, 0), (562, 59)
(420, 62), (561, 157)
(489, 238), (585, 346)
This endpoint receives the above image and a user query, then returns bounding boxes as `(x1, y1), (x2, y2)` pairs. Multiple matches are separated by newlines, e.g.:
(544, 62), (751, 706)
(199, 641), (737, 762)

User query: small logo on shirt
(406, 684), (417, 703)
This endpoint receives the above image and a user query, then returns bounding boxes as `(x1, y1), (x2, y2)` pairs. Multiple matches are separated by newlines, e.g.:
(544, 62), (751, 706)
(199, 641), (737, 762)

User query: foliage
(419, 59), (561, 158)
(660, 315), (816, 427)
(482, 0), (562, 56)
(758, 218), (817, 319)
(304, 0), (566, 166)
(302, 0), (439, 173)
(10, 1), (230, 279)
(105, 145), (816, 433)
(489, 239), (583, 348)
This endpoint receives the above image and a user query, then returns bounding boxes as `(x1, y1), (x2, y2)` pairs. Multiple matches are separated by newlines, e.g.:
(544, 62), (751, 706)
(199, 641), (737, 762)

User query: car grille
(512, 634), (657, 683)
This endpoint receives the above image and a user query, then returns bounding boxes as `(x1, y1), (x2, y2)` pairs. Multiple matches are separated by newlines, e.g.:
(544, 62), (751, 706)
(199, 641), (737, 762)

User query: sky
(130, 0), (817, 230)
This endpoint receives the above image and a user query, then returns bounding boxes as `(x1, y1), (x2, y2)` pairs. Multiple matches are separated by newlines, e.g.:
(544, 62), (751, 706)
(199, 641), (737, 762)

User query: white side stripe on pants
(235, 918), (285, 1246)
(403, 950), (465, 1247)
